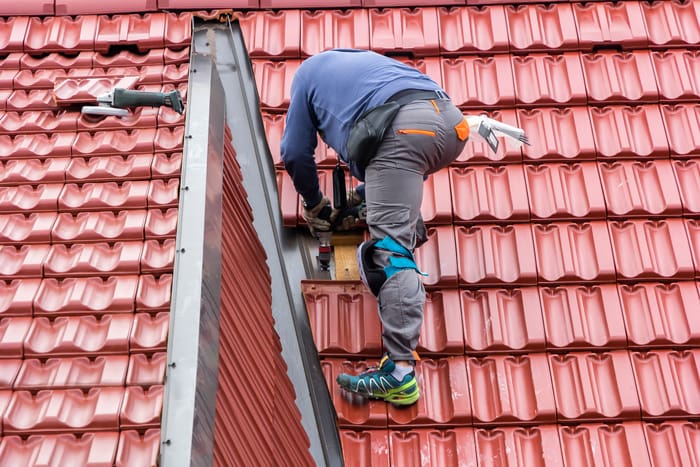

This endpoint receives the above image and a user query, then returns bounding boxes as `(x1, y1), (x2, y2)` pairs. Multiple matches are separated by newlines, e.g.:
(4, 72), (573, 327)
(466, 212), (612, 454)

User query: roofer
(281, 49), (470, 406)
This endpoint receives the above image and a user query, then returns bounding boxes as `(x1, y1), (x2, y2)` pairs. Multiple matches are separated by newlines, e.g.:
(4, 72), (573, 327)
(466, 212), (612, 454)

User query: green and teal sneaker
(336, 354), (420, 406)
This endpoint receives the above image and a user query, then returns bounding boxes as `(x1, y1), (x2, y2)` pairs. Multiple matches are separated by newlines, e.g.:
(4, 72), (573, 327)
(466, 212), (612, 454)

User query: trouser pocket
(397, 129), (436, 137)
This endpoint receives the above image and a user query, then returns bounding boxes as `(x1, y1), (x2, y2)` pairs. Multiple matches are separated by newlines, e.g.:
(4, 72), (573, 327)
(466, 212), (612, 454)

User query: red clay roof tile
(128, 312), (169, 352)
(415, 225), (458, 287)
(0, 245), (49, 280)
(369, 7), (440, 57)
(340, 429), (390, 467)
(673, 159), (700, 216)
(114, 429), (160, 467)
(0, 111), (77, 135)
(13, 356), (129, 390)
(300, 9), (369, 57)
(438, 5), (509, 55)
(0, 17), (29, 53)
(662, 104), (700, 156)
(65, 155), (153, 183)
(50, 210), (146, 244)
(33, 276), (139, 314)
(144, 208), (178, 239)
(505, 3), (578, 53)
(457, 224), (538, 286)
(0, 158), (69, 186)
(3, 387), (124, 434)
(599, 160), (683, 218)
(532, 221), (616, 284)
(525, 162), (606, 220)
(582, 51), (660, 104)
(421, 169), (453, 225)
(135, 274), (171, 312)
(302, 280), (383, 357)
(468, 353), (556, 425)
(591, 105), (670, 159)
(652, 50), (700, 102)
(550, 351), (640, 422)
(558, 422), (651, 466)
(55, 0), (158, 15)
(619, 282), (700, 349)
(631, 349), (700, 419)
(609, 219), (695, 281)
(461, 287), (545, 354)
(125, 352), (166, 386)
(0, 361), (21, 391)
(0, 432), (120, 467)
(442, 55), (516, 109)
(474, 425), (564, 466)
(642, 0), (700, 49)
(451, 165), (529, 223)
(58, 181), (149, 212)
(540, 284), (628, 351)
(0, 0), (54, 16)
(643, 421), (700, 467)
(0, 280), (41, 318)
(24, 16), (97, 54)
(512, 53), (587, 107)
(119, 385), (164, 429)
(24, 315), (133, 358)
(239, 10), (301, 59)
(418, 289), (464, 355)
(573, 2), (649, 50)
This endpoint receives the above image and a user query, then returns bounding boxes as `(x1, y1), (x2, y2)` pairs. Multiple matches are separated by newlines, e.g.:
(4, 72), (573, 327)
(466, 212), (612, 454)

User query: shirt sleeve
(280, 73), (323, 208)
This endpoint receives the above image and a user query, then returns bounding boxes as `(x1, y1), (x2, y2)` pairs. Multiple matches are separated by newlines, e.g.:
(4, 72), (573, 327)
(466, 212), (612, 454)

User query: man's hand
(302, 196), (338, 234)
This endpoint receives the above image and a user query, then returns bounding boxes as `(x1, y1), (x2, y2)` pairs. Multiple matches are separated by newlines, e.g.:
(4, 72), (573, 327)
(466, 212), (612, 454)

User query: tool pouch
(346, 101), (401, 169)
(332, 162), (347, 210)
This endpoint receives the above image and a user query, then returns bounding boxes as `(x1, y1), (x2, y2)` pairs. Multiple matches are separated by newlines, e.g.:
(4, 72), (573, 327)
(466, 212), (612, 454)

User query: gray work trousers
(364, 99), (467, 361)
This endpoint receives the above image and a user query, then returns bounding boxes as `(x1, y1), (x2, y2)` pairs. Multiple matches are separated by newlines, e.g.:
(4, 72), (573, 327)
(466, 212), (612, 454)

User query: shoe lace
(358, 355), (391, 377)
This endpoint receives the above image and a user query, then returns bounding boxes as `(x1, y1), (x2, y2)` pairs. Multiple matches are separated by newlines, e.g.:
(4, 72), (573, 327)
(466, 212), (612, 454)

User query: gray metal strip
(189, 17), (344, 467)
(159, 51), (226, 467)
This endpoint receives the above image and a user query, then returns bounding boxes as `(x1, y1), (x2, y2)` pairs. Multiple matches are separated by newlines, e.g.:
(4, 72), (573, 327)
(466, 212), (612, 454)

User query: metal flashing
(159, 48), (224, 466)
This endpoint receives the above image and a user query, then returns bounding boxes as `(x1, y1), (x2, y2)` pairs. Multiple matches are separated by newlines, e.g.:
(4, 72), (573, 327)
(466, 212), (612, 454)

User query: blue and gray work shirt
(280, 49), (443, 208)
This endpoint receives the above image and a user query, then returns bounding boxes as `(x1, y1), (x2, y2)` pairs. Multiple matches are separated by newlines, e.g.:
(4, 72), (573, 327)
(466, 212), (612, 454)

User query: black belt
(387, 89), (450, 106)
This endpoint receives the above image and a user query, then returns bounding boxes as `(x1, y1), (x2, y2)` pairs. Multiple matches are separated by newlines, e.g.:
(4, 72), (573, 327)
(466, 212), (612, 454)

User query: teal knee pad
(357, 236), (427, 296)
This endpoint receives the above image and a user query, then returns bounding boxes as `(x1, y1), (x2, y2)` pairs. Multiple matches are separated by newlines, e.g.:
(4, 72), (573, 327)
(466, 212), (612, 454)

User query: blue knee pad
(357, 236), (427, 296)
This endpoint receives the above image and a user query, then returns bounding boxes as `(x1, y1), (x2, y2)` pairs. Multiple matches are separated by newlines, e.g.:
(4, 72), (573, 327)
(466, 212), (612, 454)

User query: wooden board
(332, 232), (363, 280)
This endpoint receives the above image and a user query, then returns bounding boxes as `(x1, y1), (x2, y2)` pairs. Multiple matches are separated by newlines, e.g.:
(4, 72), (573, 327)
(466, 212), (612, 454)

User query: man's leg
(364, 165), (425, 363)
(337, 100), (466, 404)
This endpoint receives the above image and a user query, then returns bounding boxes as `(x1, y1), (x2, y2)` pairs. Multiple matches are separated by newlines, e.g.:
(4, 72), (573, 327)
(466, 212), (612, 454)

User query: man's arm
(281, 76), (323, 208)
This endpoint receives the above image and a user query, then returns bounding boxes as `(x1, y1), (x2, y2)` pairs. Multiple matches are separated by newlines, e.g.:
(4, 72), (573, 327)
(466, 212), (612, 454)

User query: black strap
(388, 89), (450, 106)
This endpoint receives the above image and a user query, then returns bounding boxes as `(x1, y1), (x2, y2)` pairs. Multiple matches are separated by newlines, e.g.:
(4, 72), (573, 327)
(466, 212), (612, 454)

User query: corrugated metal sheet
(213, 129), (314, 466)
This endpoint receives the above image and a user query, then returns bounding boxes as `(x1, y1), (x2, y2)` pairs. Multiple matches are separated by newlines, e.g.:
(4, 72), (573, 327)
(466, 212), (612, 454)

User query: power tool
(80, 88), (184, 117)
(316, 162), (366, 271)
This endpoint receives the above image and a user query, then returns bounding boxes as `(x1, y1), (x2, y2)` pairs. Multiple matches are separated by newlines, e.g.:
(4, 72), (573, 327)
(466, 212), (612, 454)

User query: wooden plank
(333, 232), (363, 280)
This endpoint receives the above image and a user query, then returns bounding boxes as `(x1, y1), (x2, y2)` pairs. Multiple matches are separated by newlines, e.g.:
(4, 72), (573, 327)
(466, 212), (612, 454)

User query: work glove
(347, 187), (367, 221)
(348, 188), (363, 206)
(302, 196), (338, 234)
